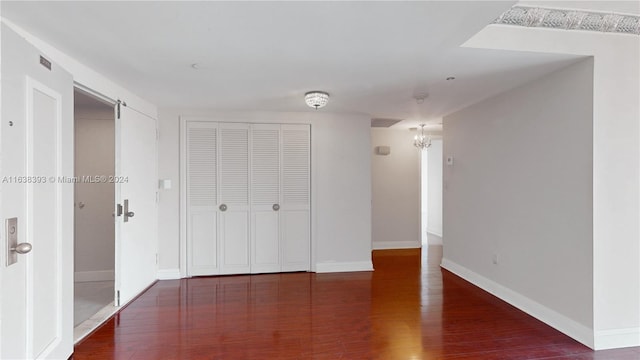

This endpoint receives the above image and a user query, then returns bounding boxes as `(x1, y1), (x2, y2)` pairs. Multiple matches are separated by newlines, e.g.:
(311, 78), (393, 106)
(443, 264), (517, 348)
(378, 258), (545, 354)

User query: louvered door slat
(187, 126), (217, 207)
(252, 128), (280, 205)
(220, 127), (249, 205)
(282, 127), (310, 206)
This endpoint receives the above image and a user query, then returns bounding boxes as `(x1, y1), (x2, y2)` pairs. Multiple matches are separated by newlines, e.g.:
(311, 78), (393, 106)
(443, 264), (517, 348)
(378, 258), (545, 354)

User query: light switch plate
(159, 179), (172, 189)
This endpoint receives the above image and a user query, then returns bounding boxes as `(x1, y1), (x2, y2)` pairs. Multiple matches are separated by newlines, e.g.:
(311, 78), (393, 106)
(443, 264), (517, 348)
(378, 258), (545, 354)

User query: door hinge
(116, 290), (120, 307)
(156, 191), (159, 203)
(156, 253), (158, 265)
(116, 100), (127, 119)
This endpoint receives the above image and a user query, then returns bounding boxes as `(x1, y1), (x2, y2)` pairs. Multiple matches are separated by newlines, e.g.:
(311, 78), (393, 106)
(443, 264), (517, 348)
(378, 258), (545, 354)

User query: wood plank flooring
(73, 247), (640, 359)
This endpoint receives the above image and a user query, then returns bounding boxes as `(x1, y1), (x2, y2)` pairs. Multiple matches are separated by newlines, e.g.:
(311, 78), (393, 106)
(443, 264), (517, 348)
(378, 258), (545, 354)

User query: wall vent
(371, 118), (402, 128)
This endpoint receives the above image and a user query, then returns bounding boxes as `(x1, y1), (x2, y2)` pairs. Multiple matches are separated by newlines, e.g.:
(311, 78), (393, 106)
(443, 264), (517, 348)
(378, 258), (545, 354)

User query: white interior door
(250, 124), (281, 273)
(281, 125), (311, 271)
(0, 24), (74, 359)
(218, 123), (250, 274)
(115, 104), (158, 305)
(186, 121), (219, 276)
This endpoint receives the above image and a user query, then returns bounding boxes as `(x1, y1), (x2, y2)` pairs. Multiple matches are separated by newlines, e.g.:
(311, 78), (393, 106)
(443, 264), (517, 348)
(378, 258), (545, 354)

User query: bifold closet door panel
(189, 212), (217, 275)
(219, 123), (251, 274)
(281, 125), (311, 271)
(251, 124), (281, 273)
(251, 212), (279, 272)
(186, 122), (219, 276)
(281, 210), (310, 271)
(219, 211), (249, 273)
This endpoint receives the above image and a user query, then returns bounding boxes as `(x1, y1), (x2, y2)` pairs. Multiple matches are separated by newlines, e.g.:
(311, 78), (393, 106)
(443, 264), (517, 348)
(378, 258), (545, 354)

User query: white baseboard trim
(315, 261), (374, 273)
(594, 327), (640, 350)
(74, 270), (114, 282)
(373, 241), (421, 250)
(157, 269), (182, 280)
(441, 258), (594, 349)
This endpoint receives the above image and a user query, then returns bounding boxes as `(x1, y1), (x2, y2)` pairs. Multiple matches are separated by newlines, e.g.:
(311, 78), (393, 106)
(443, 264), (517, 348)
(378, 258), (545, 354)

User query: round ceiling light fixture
(305, 91), (330, 110)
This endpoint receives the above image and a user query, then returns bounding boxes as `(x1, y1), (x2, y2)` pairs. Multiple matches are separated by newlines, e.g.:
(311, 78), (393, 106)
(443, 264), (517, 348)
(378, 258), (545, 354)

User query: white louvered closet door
(186, 122), (219, 276)
(219, 123), (251, 274)
(250, 124), (281, 273)
(280, 124), (311, 271)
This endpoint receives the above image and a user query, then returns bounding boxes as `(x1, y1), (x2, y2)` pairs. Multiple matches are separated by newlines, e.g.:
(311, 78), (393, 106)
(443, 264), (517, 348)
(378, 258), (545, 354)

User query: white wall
(157, 109), (373, 277)
(465, 22), (640, 350)
(426, 139), (443, 238)
(371, 128), (421, 249)
(74, 106), (115, 281)
(443, 59), (594, 346)
(156, 109), (180, 279)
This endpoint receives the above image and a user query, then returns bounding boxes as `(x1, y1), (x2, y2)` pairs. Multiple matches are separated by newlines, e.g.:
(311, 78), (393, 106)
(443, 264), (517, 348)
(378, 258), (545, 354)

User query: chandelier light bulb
(413, 124), (432, 150)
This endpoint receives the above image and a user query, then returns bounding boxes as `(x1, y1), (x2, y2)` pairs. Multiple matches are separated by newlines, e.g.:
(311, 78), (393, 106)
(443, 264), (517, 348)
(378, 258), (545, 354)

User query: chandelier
(305, 91), (330, 109)
(413, 124), (432, 150)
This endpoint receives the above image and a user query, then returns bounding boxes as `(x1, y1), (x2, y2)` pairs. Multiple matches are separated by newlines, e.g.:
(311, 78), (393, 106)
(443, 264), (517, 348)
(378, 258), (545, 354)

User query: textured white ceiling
(2, 1), (585, 128)
(517, 0), (640, 15)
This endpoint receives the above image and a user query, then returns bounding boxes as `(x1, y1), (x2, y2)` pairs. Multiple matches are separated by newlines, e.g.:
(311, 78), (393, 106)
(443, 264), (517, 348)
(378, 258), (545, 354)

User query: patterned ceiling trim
(494, 6), (640, 35)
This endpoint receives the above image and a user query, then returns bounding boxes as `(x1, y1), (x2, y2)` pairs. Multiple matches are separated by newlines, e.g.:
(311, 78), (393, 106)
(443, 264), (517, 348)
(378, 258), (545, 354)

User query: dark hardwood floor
(73, 247), (640, 359)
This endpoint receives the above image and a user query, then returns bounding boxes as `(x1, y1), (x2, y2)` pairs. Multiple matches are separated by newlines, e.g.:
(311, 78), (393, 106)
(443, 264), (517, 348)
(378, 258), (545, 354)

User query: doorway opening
(73, 89), (116, 340)
(420, 138), (443, 246)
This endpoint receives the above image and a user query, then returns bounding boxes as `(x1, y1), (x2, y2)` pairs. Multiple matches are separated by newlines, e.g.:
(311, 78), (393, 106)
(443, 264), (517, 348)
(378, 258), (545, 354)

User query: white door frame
(73, 84), (159, 308)
(72, 85), (117, 310)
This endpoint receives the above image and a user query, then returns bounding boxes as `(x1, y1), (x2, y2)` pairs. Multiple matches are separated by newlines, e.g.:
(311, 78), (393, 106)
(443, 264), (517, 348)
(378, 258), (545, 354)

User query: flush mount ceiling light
(305, 91), (330, 110)
(494, 6), (640, 35)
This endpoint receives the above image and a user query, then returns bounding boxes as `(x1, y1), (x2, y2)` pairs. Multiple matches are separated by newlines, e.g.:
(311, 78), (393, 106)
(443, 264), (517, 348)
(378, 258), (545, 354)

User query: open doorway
(73, 89), (116, 337)
(421, 138), (443, 246)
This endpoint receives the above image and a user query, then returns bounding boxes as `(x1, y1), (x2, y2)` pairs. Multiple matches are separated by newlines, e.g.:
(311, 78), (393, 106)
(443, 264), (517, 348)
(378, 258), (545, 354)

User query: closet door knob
(219, 204), (227, 211)
(11, 242), (32, 254)
(272, 204), (280, 211)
